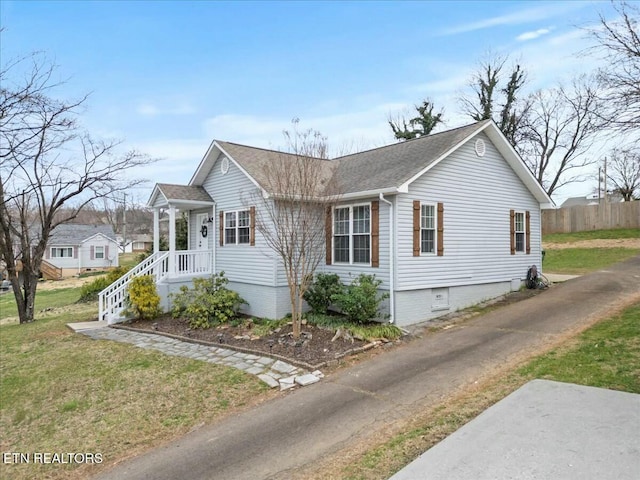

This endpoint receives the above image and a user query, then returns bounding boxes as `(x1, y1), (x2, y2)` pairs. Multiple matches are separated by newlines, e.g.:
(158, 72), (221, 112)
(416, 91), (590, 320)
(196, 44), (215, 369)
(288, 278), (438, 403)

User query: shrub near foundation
(332, 274), (389, 324)
(126, 275), (162, 320)
(170, 273), (247, 329)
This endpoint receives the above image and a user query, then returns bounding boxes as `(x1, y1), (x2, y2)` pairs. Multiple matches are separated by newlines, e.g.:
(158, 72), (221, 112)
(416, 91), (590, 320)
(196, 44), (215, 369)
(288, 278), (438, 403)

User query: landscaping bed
(124, 315), (399, 369)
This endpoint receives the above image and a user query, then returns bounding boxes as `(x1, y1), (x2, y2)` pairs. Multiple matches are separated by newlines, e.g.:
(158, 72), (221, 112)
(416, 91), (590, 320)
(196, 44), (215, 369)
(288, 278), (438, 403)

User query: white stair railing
(99, 251), (169, 324)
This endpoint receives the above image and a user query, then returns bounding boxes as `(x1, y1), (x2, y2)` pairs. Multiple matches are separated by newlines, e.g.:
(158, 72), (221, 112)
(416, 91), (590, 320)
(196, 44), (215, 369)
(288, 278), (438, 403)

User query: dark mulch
(123, 314), (385, 369)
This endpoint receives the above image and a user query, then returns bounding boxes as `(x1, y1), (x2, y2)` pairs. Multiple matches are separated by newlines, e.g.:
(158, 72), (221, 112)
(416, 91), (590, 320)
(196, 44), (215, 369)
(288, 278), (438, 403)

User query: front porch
(99, 184), (216, 324)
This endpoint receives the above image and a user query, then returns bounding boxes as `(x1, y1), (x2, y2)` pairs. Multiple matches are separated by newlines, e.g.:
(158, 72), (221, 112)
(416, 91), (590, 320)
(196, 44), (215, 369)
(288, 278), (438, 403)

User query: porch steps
(41, 260), (63, 280)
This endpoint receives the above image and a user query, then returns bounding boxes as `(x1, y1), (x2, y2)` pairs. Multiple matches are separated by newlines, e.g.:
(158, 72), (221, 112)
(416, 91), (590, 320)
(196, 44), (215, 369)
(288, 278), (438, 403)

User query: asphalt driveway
(95, 255), (640, 480)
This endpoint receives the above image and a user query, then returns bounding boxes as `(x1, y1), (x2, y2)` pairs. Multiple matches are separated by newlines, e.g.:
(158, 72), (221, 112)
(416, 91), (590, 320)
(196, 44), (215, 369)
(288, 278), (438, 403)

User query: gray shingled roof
(49, 224), (116, 245)
(334, 120), (491, 193)
(156, 183), (214, 203)
(216, 120), (490, 196)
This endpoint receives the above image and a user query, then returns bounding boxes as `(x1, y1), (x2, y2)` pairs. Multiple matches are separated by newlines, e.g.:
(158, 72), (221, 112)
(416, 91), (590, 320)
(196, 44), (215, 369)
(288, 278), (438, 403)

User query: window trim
(514, 211), (526, 253)
(94, 245), (105, 259)
(419, 203), (438, 255)
(224, 209), (251, 246)
(51, 247), (73, 258)
(332, 203), (371, 265)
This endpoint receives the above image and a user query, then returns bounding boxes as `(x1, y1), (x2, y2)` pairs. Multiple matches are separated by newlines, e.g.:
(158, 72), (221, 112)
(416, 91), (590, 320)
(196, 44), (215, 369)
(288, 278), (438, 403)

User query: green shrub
(170, 272), (247, 329)
(126, 275), (162, 320)
(331, 274), (389, 324)
(78, 266), (131, 303)
(303, 273), (344, 314)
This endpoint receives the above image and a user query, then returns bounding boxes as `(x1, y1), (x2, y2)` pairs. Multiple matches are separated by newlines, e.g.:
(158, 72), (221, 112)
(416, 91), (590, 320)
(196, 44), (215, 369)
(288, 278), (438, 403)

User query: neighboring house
(100, 120), (553, 326)
(118, 234), (153, 253)
(45, 224), (119, 277)
(560, 193), (624, 208)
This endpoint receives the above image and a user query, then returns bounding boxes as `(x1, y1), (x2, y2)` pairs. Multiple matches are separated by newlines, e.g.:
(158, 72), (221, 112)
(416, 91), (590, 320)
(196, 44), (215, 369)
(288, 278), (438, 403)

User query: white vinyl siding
(201, 154), (274, 286)
(396, 131), (541, 291)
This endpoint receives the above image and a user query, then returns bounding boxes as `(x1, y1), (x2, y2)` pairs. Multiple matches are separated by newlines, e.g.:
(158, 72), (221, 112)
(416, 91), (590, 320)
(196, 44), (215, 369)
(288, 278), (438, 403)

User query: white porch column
(168, 206), (176, 274)
(153, 208), (160, 254)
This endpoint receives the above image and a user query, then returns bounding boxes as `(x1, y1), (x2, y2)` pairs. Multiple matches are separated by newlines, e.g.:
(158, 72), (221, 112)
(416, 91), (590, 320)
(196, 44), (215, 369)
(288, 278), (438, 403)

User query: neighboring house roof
(560, 196), (599, 208)
(49, 224), (117, 245)
(154, 120), (554, 208)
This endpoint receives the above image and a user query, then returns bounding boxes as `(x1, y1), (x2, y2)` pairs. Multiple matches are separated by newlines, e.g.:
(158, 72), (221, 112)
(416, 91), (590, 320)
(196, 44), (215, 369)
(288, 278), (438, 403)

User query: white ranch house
(99, 120), (553, 326)
(46, 224), (119, 277)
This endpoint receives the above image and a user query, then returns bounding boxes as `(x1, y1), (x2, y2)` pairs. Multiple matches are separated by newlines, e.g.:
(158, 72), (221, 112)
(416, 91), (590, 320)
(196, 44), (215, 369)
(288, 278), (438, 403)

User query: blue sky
(0, 0), (619, 202)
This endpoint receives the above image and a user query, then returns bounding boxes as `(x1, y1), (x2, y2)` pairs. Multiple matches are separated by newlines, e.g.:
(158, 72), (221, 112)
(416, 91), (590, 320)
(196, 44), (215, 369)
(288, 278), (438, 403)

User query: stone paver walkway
(69, 322), (322, 389)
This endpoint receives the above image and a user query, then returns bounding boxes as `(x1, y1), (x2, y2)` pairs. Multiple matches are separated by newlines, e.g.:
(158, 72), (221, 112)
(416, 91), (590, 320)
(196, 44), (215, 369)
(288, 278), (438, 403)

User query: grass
(332, 301), (640, 480)
(0, 306), (272, 480)
(0, 287), (83, 321)
(543, 228), (640, 244)
(543, 247), (640, 274)
(119, 252), (141, 269)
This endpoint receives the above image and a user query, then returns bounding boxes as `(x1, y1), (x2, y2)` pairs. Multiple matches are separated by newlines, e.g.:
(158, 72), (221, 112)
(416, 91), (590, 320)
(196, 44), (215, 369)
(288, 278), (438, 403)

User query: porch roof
(148, 183), (214, 209)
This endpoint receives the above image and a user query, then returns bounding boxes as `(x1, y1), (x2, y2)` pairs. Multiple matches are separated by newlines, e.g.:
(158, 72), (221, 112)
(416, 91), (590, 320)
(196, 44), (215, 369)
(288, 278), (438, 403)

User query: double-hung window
(333, 204), (371, 264)
(225, 210), (250, 245)
(94, 246), (105, 259)
(51, 247), (73, 258)
(514, 212), (525, 253)
(420, 204), (436, 254)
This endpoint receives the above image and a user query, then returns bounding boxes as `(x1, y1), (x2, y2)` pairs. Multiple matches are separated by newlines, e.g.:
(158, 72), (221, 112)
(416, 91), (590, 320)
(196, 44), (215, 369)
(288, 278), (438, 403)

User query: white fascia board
(483, 126), (555, 207)
(166, 199), (215, 207)
(339, 187), (399, 201)
(188, 139), (218, 186)
(80, 233), (109, 244)
(147, 184), (168, 208)
(399, 122), (490, 192)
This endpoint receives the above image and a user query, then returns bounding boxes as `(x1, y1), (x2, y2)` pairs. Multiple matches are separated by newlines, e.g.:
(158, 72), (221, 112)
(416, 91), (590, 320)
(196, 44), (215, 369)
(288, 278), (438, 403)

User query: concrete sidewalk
(390, 380), (640, 480)
(95, 256), (640, 480)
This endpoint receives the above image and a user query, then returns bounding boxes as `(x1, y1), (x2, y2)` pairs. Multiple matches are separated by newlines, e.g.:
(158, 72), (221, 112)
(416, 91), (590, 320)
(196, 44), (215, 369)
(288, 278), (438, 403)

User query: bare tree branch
(0, 52), (156, 323)
(248, 121), (341, 338)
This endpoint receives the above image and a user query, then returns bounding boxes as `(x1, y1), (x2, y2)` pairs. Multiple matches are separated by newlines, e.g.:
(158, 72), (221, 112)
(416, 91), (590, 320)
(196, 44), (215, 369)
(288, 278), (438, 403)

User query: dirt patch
(543, 238), (640, 250)
(37, 275), (102, 291)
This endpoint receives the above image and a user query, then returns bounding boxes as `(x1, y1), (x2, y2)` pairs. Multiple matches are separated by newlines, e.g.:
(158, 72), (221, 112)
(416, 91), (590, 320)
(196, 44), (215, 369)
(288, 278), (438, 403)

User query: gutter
(378, 193), (395, 324)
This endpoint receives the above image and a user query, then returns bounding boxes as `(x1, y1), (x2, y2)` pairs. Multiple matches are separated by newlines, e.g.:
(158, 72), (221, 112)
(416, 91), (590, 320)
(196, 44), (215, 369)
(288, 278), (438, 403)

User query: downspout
(212, 203), (216, 274)
(379, 193), (395, 324)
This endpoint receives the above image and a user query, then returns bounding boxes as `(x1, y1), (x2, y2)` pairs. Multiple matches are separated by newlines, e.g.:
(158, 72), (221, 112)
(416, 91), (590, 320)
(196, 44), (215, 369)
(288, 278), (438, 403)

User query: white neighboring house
(99, 120), (554, 326)
(117, 234), (154, 253)
(45, 224), (119, 277)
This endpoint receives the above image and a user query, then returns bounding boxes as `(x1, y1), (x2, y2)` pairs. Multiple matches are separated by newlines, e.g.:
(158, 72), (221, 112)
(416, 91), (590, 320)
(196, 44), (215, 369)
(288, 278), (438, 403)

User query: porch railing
(98, 250), (212, 324)
(99, 251), (169, 324)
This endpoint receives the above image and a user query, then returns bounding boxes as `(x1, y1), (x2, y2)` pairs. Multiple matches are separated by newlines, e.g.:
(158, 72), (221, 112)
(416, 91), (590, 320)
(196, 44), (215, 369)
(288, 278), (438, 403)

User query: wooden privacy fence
(542, 202), (640, 234)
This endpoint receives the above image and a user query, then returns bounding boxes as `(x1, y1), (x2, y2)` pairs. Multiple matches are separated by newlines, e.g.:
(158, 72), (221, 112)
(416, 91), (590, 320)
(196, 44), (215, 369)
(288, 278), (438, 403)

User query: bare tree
(607, 148), (640, 200)
(0, 54), (154, 323)
(459, 54), (529, 145)
(250, 122), (340, 338)
(518, 75), (606, 198)
(590, 1), (640, 132)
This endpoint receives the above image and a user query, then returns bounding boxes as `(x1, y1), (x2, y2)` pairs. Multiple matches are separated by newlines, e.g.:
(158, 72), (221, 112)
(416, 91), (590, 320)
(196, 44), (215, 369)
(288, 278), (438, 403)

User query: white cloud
(441, 2), (587, 35)
(516, 27), (554, 42)
(136, 101), (196, 117)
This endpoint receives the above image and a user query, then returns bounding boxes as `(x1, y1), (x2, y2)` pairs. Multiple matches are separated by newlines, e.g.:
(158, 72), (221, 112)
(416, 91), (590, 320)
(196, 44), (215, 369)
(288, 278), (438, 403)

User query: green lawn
(543, 247), (640, 274)
(0, 287), (83, 321)
(543, 228), (640, 244)
(0, 306), (272, 480)
(335, 302), (640, 480)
